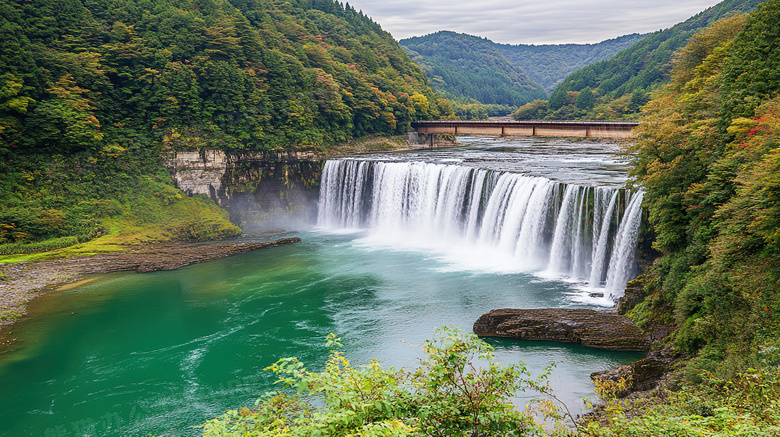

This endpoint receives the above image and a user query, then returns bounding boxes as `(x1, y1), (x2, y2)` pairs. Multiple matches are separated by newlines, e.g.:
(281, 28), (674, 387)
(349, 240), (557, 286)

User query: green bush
(198, 327), (567, 436)
(0, 310), (21, 321)
(585, 367), (780, 436)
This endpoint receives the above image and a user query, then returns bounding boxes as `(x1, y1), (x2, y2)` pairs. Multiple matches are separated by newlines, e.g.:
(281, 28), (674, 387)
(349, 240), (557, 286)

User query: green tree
(512, 99), (548, 120)
(720, 0), (780, 124)
(25, 74), (104, 153)
(574, 86), (595, 110)
(547, 87), (569, 110)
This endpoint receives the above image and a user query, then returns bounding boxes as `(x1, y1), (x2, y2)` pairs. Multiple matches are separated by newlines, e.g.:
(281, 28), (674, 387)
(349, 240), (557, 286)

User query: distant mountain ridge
(401, 32), (547, 107)
(399, 31), (646, 107)
(494, 34), (647, 92)
(533, 0), (765, 119)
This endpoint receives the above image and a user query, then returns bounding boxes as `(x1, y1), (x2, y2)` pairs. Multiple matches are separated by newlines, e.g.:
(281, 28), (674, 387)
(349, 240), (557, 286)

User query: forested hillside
(495, 33), (646, 92)
(0, 0), (450, 254)
(399, 31), (643, 118)
(513, 0), (763, 120)
(592, 1), (780, 431)
(628, 0), (780, 376)
(401, 31), (546, 114)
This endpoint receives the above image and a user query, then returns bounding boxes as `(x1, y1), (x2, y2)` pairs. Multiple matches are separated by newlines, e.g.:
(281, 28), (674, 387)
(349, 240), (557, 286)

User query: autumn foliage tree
(626, 0), (780, 375)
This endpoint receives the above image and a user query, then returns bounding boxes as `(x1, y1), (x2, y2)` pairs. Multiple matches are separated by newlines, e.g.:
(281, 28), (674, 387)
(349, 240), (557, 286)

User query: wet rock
(473, 308), (650, 351)
(618, 275), (647, 315)
(591, 349), (681, 398)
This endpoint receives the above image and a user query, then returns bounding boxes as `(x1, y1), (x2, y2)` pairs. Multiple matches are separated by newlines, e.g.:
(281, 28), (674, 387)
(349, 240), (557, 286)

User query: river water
(0, 136), (645, 436)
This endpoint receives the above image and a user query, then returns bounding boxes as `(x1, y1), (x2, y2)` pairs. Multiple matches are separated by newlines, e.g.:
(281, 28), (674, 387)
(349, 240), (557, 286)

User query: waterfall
(604, 191), (645, 296)
(318, 159), (644, 300)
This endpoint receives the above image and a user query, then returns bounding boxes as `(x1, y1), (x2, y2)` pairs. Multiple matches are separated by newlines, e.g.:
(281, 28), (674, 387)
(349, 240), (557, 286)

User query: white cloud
(347, 0), (723, 44)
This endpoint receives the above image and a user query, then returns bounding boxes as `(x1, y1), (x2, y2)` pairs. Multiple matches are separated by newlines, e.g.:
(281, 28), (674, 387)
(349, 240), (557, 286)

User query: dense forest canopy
(0, 0), (452, 250)
(512, 0), (764, 120)
(0, 0), (451, 156)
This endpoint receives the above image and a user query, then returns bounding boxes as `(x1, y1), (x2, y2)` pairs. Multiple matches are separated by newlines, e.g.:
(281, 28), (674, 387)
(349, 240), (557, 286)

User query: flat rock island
(473, 308), (649, 351)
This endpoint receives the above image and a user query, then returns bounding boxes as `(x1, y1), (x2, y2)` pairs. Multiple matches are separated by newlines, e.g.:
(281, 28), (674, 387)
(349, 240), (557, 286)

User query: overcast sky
(346, 0), (723, 44)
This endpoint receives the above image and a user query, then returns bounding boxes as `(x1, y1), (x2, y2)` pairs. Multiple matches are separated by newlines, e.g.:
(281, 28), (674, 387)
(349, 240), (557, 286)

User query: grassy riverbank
(0, 160), (241, 263)
(0, 150), (241, 326)
(0, 151), (239, 272)
(0, 193), (240, 264)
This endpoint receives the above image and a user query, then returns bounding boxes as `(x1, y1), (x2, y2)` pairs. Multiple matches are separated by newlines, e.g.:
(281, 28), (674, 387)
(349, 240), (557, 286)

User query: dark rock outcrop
(617, 275), (647, 315)
(590, 349), (682, 398)
(473, 308), (650, 351)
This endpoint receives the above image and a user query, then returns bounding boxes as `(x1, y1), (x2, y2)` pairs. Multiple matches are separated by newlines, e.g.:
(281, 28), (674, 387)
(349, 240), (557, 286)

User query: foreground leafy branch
(199, 327), (570, 436)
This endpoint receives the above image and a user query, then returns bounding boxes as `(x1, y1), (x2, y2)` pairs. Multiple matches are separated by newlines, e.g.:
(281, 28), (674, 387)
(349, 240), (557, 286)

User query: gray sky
(347, 0), (723, 44)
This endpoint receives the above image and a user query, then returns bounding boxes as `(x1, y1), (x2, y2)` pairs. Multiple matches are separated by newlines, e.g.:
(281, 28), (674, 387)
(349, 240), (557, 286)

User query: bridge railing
(411, 120), (638, 139)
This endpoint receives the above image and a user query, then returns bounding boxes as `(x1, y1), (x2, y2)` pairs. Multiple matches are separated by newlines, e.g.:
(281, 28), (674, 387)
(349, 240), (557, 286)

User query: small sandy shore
(0, 238), (301, 332)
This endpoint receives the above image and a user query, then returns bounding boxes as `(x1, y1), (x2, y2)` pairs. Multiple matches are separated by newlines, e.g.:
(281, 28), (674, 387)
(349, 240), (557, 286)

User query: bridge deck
(411, 120), (638, 139)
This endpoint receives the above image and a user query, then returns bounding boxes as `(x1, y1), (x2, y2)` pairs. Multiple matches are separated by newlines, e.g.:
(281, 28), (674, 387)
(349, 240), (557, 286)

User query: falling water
(318, 159), (644, 301)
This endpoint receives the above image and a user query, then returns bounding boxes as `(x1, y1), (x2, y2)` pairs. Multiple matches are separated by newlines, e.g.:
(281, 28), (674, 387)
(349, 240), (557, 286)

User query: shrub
(198, 327), (564, 436)
(584, 367), (780, 436)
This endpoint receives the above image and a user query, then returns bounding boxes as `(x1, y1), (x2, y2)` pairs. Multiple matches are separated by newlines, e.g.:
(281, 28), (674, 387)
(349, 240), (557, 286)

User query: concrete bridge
(411, 120), (638, 144)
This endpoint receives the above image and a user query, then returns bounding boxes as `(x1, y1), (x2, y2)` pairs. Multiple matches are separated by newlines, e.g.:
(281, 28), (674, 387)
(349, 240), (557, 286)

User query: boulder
(473, 308), (649, 351)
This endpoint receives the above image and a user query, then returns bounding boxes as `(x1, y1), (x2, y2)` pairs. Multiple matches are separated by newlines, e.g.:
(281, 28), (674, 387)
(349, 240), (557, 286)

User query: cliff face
(168, 151), (229, 200)
(164, 134), (433, 231)
(166, 151), (323, 231)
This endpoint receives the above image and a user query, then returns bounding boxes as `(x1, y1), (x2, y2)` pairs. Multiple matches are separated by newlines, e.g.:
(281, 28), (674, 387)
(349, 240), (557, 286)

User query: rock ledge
(473, 308), (649, 351)
(590, 349), (681, 398)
